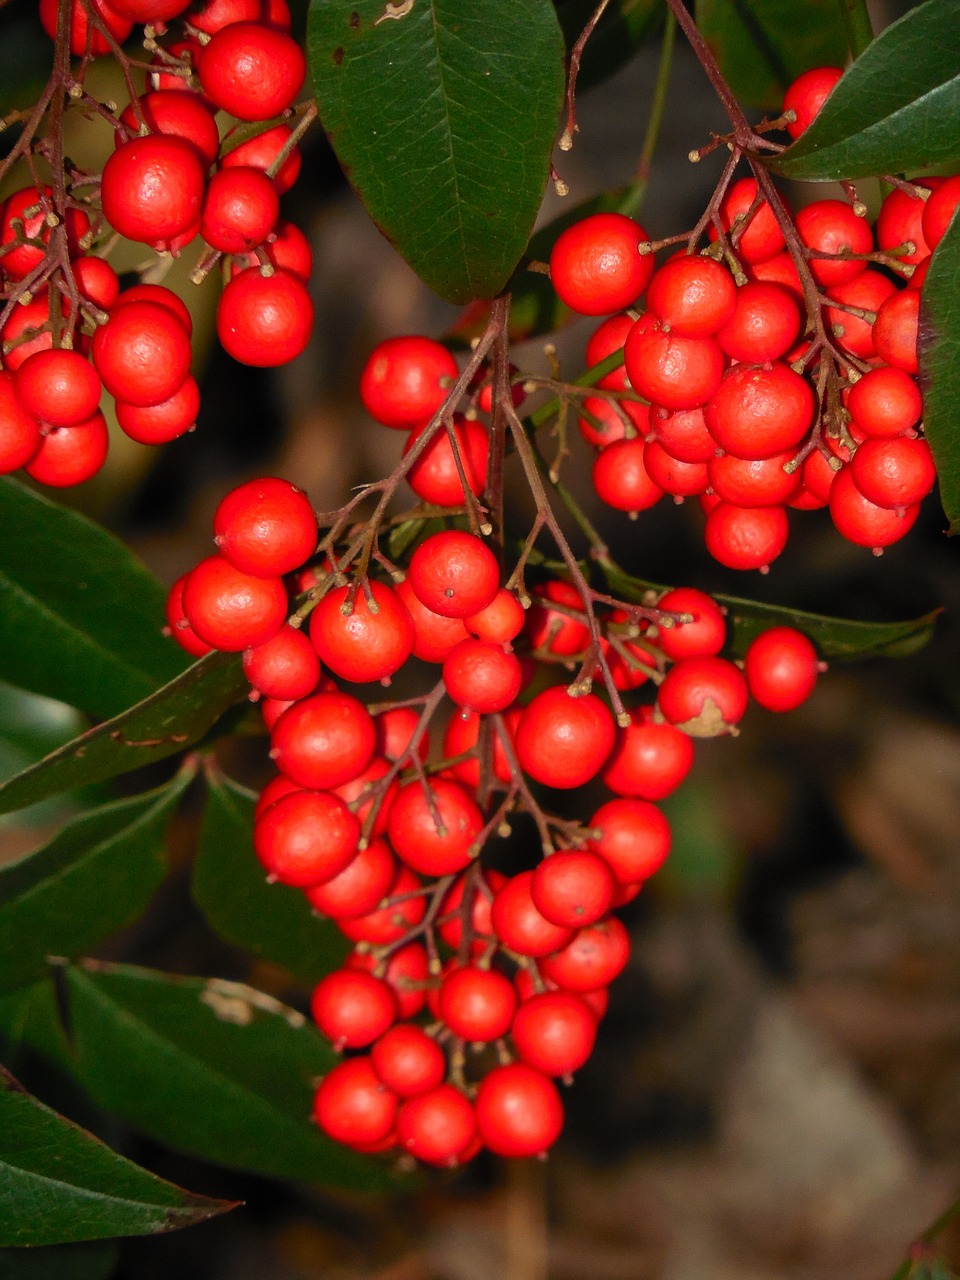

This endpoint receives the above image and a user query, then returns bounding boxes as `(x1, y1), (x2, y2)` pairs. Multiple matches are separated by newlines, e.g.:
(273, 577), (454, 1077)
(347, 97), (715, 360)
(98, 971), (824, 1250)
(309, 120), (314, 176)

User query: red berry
(217, 268), (313, 367)
(253, 788), (359, 886)
(530, 850), (615, 928)
(657, 654), (749, 736)
(550, 212), (654, 316)
(871, 290), (919, 374)
(118, 91), (221, 168)
(371, 1024), (446, 1098)
(846, 367), (922, 439)
(588, 797), (671, 884)
(705, 362), (814, 460)
(312, 1057), (397, 1147)
(214, 476), (317, 577)
(403, 416), (489, 507)
(511, 991), (597, 1077)
(181, 554), (287, 651)
(221, 124), (302, 195)
(438, 965), (517, 1042)
(407, 530), (500, 620)
(592, 438), (664, 513)
(922, 176), (960, 251)
(475, 1063), (564, 1158)
(828, 465), (920, 549)
(198, 23), (305, 121)
(23, 414), (109, 488)
(539, 915), (630, 992)
(782, 66), (843, 139)
(386, 777), (483, 877)
(101, 135), (205, 245)
(116, 378), (200, 445)
(360, 335), (459, 429)
(515, 686), (615, 790)
(311, 969), (397, 1049)
(712, 177), (785, 264)
(744, 626), (821, 712)
(394, 578), (470, 663)
(396, 1085), (476, 1166)
(201, 167), (280, 254)
(242, 622), (320, 700)
(442, 638), (523, 713)
(309, 581), (414, 683)
(646, 254), (737, 338)
(653, 587), (726, 661)
(490, 871), (575, 958)
(303, 836), (396, 919)
(270, 690), (375, 789)
(715, 282), (801, 364)
(795, 200), (873, 288)
(92, 301), (192, 407)
(624, 318), (724, 410)
(601, 709), (694, 800)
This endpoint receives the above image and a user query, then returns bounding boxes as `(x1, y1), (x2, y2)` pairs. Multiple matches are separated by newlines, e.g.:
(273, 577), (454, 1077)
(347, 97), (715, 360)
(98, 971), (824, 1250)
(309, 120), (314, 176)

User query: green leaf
(919, 199), (960, 533)
(0, 772), (193, 992)
(192, 775), (348, 985)
(599, 562), (939, 658)
(774, 0), (960, 180)
(307, 0), (566, 304)
(695, 0), (849, 110)
(555, 0), (662, 93)
(0, 1240), (120, 1280)
(63, 962), (398, 1190)
(0, 479), (188, 719)
(0, 1064), (235, 1246)
(0, 652), (247, 818)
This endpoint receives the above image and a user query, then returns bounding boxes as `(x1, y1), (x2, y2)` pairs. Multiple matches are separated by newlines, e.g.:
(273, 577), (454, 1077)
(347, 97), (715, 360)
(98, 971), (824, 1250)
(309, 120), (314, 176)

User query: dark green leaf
(0, 1064), (235, 1246)
(0, 772), (193, 992)
(193, 775), (347, 985)
(307, 0), (566, 304)
(0, 479), (188, 719)
(919, 199), (960, 532)
(64, 962), (397, 1190)
(555, 0), (662, 93)
(774, 0), (960, 180)
(0, 652), (247, 817)
(695, 0), (849, 110)
(0, 1240), (120, 1280)
(599, 562), (939, 657)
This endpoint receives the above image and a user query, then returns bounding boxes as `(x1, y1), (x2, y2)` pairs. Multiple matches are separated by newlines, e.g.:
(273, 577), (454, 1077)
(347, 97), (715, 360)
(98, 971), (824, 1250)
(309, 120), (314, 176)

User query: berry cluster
(167, 459), (824, 1164)
(0, 0), (313, 486)
(549, 69), (954, 568)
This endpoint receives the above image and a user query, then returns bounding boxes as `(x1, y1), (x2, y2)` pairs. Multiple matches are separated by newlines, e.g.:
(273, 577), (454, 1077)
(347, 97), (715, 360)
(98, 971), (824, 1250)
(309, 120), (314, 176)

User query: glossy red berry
(744, 626), (821, 712)
(371, 1024), (447, 1098)
(475, 1063), (564, 1158)
(828, 465), (920, 549)
(312, 1057), (397, 1147)
(712, 177), (784, 264)
(396, 1085), (476, 1166)
(395, 578), (470, 663)
(403, 416), (489, 506)
(515, 686), (615, 790)
(101, 135), (205, 245)
(539, 915), (630, 992)
(592, 438), (664, 513)
(646, 254), (737, 337)
(511, 991), (597, 1078)
(180, 554), (287, 651)
(705, 362), (814, 459)
(115, 377), (200, 445)
(846, 367), (922, 439)
(657, 654), (749, 736)
(360, 335), (459, 429)
(588, 797), (671, 884)
(242, 623), (320, 700)
(386, 777), (483, 877)
(442, 638), (523, 714)
(92, 301), (192, 408)
(653, 587), (726, 661)
(922, 176), (960, 251)
(13, 350), (100, 428)
(850, 436), (936, 509)
(782, 66), (843, 138)
(549, 212), (654, 316)
(217, 268), (314, 367)
(490, 871), (575, 958)
(311, 969), (397, 1049)
(214, 476), (317, 577)
(795, 200), (873, 287)
(303, 836), (396, 919)
(703, 501), (790, 571)
(23, 413), (109, 488)
(530, 850), (615, 928)
(270, 690), (375, 789)
(624, 318), (724, 410)
(118, 91), (221, 168)
(198, 23), (305, 121)
(601, 709), (695, 800)
(871, 290), (919, 374)
(0, 372), (42, 473)
(253, 788), (359, 886)
(715, 282), (801, 364)
(407, 530), (500, 620)
(201, 167), (280, 254)
(309, 581), (414, 683)
(438, 965), (517, 1042)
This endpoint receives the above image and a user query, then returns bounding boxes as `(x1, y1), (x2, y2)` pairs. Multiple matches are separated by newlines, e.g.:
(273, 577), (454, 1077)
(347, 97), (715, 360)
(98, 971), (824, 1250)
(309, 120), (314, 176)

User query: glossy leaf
(0, 1065), (235, 1246)
(0, 479), (187, 719)
(0, 653), (247, 817)
(63, 962), (397, 1190)
(695, 0), (848, 110)
(307, 0), (566, 303)
(598, 562), (939, 658)
(775, 0), (960, 180)
(555, 0), (661, 93)
(0, 772), (193, 992)
(919, 201), (960, 532)
(193, 775), (348, 985)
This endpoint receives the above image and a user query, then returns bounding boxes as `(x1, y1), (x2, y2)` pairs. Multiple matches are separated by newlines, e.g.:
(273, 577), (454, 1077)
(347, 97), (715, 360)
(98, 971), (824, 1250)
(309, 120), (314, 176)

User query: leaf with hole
(64, 962), (400, 1189)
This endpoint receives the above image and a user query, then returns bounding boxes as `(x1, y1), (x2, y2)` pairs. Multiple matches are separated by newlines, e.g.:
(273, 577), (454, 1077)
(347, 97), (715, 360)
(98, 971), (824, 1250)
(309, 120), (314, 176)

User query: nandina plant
(0, 0), (958, 1270)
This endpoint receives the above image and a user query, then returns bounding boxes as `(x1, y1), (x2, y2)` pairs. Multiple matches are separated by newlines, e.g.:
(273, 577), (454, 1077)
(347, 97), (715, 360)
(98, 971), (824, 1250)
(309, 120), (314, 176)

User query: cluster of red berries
(547, 68), (954, 568)
(0, 0), (313, 486)
(165, 459), (825, 1164)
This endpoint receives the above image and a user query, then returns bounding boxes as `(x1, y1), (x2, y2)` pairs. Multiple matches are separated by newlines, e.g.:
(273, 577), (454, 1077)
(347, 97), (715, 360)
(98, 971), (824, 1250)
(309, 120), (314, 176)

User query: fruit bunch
(547, 68), (955, 569)
(0, 0), (314, 486)
(167, 458), (825, 1164)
